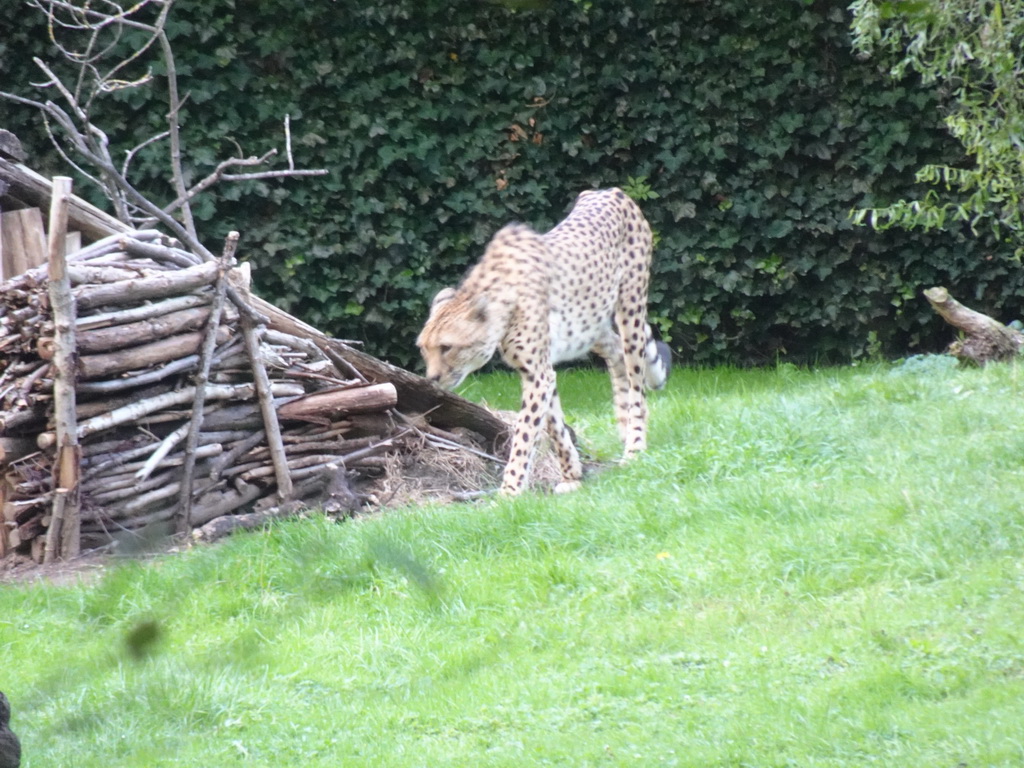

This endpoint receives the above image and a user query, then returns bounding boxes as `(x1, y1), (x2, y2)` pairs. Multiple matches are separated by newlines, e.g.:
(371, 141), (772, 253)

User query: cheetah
(417, 188), (670, 495)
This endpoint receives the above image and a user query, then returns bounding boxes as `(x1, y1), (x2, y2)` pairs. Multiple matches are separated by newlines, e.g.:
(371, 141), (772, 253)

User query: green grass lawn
(3, 359), (1024, 766)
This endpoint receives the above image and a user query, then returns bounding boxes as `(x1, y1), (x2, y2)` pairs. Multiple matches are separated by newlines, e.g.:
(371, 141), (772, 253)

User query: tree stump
(923, 286), (1024, 365)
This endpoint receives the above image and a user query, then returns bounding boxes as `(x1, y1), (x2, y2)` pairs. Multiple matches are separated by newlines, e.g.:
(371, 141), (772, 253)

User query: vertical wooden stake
(240, 314), (293, 502)
(235, 270), (293, 502)
(177, 231), (237, 534)
(44, 176), (81, 562)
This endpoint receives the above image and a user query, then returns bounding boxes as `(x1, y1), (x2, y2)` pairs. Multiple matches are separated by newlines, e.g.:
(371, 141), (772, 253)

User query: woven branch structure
(1, 159), (508, 561)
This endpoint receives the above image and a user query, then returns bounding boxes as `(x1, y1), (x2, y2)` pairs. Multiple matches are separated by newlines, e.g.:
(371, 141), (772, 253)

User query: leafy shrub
(2, 0), (1019, 368)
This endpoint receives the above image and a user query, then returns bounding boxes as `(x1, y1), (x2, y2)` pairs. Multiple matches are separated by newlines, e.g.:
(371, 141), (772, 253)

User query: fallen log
(191, 503), (302, 544)
(923, 286), (1024, 365)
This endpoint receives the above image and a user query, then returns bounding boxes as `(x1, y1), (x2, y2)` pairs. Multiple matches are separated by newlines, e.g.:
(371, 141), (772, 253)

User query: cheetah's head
(417, 287), (500, 389)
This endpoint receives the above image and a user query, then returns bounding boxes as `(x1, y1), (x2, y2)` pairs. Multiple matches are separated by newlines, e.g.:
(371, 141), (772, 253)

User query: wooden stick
(196, 429), (256, 444)
(76, 306), (213, 353)
(261, 329), (330, 363)
(45, 176), (81, 561)
(280, 422), (352, 443)
(75, 337), (244, 395)
(37, 382), (300, 449)
(208, 429), (266, 481)
(82, 438), (161, 481)
(76, 325), (231, 379)
(89, 447), (224, 505)
(236, 270), (293, 501)
(74, 259), (220, 311)
(85, 444), (223, 490)
(135, 421), (191, 482)
(68, 229), (161, 265)
(109, 479), (183, 518)
(16, 362), (50, 402)
(0, 406), (47, 435)
(119, 236), (203, 267)
(190, 500), (298, 543)
(81, 433), (156, 459)
(43, 488), (66, 563)
(178, 232), (237, 532)
(227, 433), (403, 481)
(88, 469), (180, 506)
(67, 263), (163, 285)
(85, 482), (261, 542)
(76, 383), (175, 420)
(235, 453), (344, 481)
(276, 383), (398, 422)
(193, 403), (264, 432)
(76, 293), (209, 331)
(84, 479), (262, 537)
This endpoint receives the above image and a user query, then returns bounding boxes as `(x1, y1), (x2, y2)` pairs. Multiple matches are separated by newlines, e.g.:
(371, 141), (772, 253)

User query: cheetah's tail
(643, 323), (671, 390)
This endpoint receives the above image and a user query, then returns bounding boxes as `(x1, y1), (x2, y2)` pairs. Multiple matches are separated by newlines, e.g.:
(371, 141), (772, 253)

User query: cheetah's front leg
(546, 388), (583, 493)
(499, 370), (557, 495)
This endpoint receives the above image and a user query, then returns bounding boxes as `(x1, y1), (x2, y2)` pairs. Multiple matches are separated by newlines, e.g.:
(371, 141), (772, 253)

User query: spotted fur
(417, 188), (668, 494)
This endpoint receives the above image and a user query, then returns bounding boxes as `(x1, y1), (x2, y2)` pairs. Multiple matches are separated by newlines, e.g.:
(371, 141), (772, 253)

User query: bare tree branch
(122, 130), (171, 179)
(3, 0), (329, 258)
(159, 146), (328, 217)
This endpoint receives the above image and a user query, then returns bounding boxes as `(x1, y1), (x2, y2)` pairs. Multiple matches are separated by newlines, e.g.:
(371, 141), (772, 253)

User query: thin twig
(122, 129), (170, 178)
(285, 114), (293, 169)
(221, 169), (328, 182)
(423, 432), (505, 465)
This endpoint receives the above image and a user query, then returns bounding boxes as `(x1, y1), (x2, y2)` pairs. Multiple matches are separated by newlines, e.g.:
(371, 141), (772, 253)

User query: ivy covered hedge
(2, 0), (1020, 367)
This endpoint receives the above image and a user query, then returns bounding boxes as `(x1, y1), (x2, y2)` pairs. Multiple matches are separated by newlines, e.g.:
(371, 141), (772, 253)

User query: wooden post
(1, 208), (48, 280)
(0, 157), (134, 242)
(44, 176), (81, 562)
(177, 232), (236, 534)
(239, 316), (294, 503)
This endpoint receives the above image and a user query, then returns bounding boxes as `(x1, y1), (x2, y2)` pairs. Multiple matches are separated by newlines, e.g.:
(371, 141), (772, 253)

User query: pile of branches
(0, 0), (515, 565)
(1, 221), (507, 562)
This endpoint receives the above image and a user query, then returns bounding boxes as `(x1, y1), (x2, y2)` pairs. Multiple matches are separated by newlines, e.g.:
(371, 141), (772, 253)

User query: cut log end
(923, 286), (949, 305)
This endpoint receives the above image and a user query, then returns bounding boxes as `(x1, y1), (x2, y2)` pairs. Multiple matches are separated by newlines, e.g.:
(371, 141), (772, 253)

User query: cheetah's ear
(431, 287), (457, 309)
